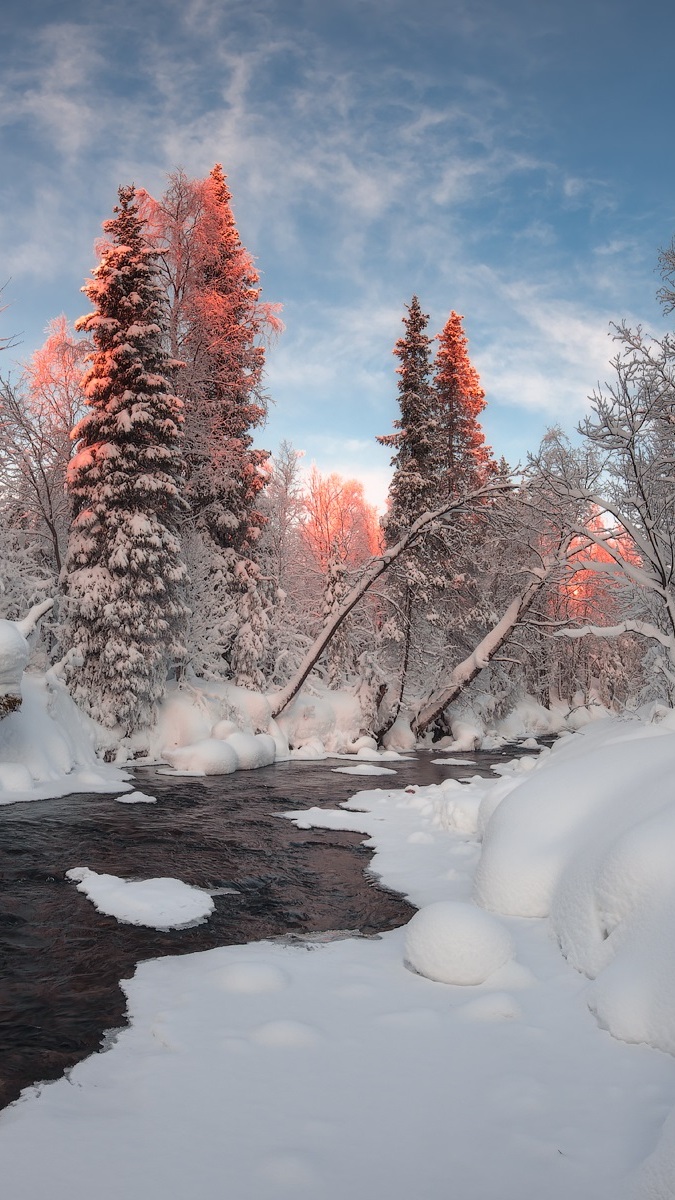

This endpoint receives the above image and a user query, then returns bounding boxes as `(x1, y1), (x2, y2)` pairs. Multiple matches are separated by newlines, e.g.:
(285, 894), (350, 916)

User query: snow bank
(404, 900), (513, 985)
(66, 867), (214, 929)
(151, 680), (370, 771)
(0, 673), (130, 805)
(437, 692), (571, 753)
(473, 718), (675, 1060)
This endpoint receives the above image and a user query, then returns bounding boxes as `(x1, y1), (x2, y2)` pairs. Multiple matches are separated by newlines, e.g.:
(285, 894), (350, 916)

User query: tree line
(2, 166), (675, 746)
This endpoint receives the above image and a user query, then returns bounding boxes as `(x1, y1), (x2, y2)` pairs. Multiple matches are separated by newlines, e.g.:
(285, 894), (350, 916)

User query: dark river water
(0, 750), (512, 1110)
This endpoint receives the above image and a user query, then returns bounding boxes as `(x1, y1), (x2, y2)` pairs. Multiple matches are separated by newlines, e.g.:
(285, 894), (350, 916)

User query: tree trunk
(411, 576), (546, 736)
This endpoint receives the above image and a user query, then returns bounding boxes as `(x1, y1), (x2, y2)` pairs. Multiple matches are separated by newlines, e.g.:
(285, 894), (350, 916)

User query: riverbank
(1, 722), (674, 1198)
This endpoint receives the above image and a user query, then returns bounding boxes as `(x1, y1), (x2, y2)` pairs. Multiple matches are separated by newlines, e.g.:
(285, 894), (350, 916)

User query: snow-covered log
(269, 482), (516, 719)
(0, 598), (53, 717)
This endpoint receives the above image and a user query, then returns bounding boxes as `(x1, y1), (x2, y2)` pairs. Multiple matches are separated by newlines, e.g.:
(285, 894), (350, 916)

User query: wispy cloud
(0, 0), (670, 486)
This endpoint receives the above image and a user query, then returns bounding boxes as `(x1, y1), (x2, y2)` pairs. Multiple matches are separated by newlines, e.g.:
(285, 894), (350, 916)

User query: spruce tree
(433, 311), (495, 496)
(64, 185), (188, 736)
(377, 295), (437, 541)
(184, 164), (274, 551)
(377, 297), (440, 724)
(145, 165), (281, 685)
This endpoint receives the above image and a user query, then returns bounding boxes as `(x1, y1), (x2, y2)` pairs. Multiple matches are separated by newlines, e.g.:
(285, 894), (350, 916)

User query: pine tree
(433, 311), (496, 496)
(63, 185), (189, 736)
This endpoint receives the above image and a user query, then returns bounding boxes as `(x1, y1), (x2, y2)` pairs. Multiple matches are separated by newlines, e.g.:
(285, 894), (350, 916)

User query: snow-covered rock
(225, 731), (276, 770)
(163, 738), (239, 775)
(404, 900), (514, 985)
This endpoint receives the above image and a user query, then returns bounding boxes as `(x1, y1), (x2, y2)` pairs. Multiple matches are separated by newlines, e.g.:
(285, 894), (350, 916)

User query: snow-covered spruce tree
(376, 297), (447, 726)
(63, 185), (189, 737)
(378, 296), (437, 540)
(433, 311), (496, 497)
(143, 166), (281, 685)
(425, 311), (503, 723)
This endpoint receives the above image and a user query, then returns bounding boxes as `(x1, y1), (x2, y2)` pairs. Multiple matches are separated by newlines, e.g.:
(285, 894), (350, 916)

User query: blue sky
(1, 0), (674, 507)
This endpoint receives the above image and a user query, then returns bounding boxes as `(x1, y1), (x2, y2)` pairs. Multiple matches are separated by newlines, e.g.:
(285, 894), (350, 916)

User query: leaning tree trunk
(268, 481), (516, 720)
(411, 574), (548, 737)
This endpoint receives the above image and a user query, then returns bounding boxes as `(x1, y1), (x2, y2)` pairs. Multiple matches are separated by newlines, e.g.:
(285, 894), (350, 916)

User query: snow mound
(432, 777), (490, 835)
(404, 900), (514, 985)
(223, 731), (276, 769)
(332, 763), (397, 776)
(163, 737), (239, 775)
(432, 756), (476, 765)
(66, 867), (214, 929)
(115, 790), (157, 804)
(381, 715), (416, 751)
(472, 717), (675, 1056)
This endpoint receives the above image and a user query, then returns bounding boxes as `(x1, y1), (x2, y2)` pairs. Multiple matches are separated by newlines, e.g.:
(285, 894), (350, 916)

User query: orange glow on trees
(299, 468), (381, 573)
(434, 311), (496, 495)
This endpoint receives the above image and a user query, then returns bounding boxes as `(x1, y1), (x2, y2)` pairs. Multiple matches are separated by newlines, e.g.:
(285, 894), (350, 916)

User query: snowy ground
(1, 719), (675, 1198)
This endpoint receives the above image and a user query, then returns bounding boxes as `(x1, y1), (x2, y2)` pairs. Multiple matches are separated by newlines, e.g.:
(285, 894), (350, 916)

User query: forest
(2, 163), (675, 753)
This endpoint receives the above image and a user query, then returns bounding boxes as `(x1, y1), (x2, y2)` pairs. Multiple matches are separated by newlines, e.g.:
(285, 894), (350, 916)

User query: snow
(0, 618), (31, 698)
(163, 736), (239, 775)
(65, 867), (214, 929)
(115, 790), (157, 804)
(0, 673), (130, 805)
(274, 687), (363, 753)
(332, 763), (397, 776)
(4, 648), (675, 1196)
(432, 756), (476, 764)
(224, 731), (276, 769)
(404, 900), (514, 984)
(381, 713), (416, 751)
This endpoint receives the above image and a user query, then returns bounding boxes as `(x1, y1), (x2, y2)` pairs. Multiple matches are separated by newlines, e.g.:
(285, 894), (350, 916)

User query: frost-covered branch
(555, 619), (674, 651)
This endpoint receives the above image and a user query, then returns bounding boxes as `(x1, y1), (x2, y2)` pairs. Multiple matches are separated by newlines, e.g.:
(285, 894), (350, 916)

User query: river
(0, 749), (514, 1109)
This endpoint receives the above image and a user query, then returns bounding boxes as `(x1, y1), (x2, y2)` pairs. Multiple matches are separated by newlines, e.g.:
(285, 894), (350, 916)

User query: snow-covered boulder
(225, 732), (276, 770)
(404, 900), (514, 985)
(163, 738), (239, 775)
